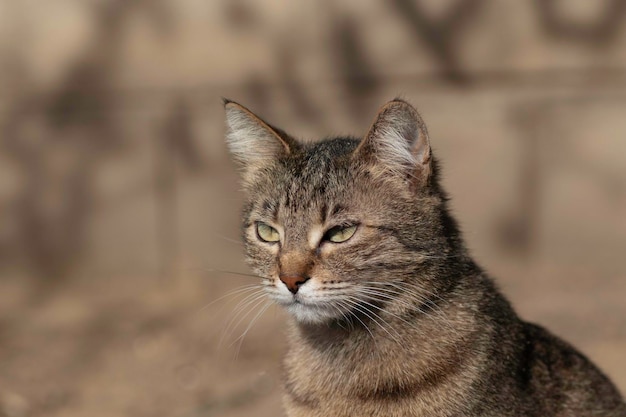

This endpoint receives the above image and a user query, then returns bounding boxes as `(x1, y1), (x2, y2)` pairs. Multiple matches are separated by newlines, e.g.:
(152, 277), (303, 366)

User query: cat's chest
(282, 340), (473, 417)
(282, 383), (467, 417)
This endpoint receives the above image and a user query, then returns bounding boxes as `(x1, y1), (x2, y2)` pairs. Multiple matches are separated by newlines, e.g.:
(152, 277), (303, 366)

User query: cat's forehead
(292, 137), (359, 179)
(249, 137), (360, 220)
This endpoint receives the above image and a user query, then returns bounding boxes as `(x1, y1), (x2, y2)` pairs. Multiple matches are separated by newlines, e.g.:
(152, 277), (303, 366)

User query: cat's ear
(355, 99), (431, 185)
(223, 99), (295, 181)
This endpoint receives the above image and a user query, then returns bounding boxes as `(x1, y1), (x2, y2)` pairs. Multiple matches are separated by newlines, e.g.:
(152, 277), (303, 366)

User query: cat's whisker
(357, 282), (431, 305)
(355, 287), (399, 302)
(212, 234), (243, 246)
(397, 282), (450, 305)
(328, 306), (348, 330)
(231, 300), (273, 348)
(368, 280), (445, 308)
(326, 300), (353, 331)
(219, 291), (268, 348)
(358, 282), (459, 335)
(339, 308), (356, 331)
(193, 268), (270, 280)
(221, 294), (268, 351)
(343, 297), (401, 344)
(384, 284), (457, 329)
(337, 299), (374, 340)
(349, 291), (418, 330)
(196, 284), (263, 314)
(410, 301), (460, 336)
(220, 294), (264, 347)
(414, 251), (465, 261)
(358, 290), (424, 316)
(232, 300), (274, 360)
(225, 289), (267, 324)
(354, 288), (445, 329)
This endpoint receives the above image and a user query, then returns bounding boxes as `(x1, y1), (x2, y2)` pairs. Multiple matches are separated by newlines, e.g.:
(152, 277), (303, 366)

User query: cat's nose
(279, 274), (310, 294)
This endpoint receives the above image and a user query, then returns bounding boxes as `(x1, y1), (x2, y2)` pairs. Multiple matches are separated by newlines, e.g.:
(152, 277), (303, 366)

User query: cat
(223, 98), (626, 417)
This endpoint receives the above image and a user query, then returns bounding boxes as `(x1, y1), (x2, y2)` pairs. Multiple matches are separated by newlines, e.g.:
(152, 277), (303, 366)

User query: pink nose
(279, 274), (309, 294)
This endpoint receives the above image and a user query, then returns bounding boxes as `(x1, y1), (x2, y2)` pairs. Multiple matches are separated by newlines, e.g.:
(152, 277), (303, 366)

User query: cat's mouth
(264, 280), (350, 323)
(278, 293), (316, 308)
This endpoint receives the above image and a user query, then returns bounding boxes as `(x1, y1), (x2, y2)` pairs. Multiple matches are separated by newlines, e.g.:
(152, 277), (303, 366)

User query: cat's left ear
(223, 99), (296, 183)
(355, 99), (431, 186)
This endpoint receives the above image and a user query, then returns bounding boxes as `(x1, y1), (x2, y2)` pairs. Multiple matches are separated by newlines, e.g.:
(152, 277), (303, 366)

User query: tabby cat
(223, 98), (625, 417)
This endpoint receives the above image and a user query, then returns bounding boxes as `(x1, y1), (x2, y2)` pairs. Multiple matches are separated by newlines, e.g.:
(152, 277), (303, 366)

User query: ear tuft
(355, 99), (431, 184)
(223, 100), (294, 180)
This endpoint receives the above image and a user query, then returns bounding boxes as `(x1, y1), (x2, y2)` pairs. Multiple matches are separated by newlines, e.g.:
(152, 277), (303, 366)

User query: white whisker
(219, 291), (268, 348)
(343, 297), (401, 344)
(337, 299), (375, 341)
(232, 301), (273, 359)
(197, 284), (263, 314)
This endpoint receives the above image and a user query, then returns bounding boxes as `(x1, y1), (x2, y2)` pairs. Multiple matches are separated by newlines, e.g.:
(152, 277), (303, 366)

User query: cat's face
(225, 99), (444, 324)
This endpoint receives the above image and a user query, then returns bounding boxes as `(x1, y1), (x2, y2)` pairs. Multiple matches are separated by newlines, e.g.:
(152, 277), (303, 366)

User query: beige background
(0, 1), (625, 416)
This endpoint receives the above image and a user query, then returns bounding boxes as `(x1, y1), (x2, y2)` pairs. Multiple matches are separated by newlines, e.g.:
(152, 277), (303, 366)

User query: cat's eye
(324, 225), (358, 243)
(256, 222), (280, 243)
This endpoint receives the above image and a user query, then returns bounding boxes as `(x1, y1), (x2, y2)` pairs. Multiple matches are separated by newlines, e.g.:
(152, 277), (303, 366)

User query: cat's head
(224, 99), (460, 324)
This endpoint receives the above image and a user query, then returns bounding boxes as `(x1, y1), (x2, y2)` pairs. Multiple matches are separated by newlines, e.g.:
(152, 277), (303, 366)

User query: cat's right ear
(223, 99), (295, 183)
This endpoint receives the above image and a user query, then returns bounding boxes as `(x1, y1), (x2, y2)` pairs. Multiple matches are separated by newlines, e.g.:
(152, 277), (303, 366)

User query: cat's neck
(290, 278), (471, 354)
(283, 274), (495, 415)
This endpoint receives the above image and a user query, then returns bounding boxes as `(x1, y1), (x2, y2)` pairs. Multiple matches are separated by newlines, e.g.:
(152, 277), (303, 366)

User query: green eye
(256, 222), (280, 243)
(325, 225), (357, 243)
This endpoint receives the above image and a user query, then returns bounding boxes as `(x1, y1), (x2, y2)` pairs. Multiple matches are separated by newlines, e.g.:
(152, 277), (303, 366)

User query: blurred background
(0, 1), (625, 416)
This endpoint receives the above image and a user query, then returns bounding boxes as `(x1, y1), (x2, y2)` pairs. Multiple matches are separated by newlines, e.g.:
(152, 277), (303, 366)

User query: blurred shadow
(163, 98), (204, 172)
(223, 0), (259, 28)
(496, 104), (544, 258)
(534, 0), (626, 45)
(0, 0), (175, 298)
(276, 46), (327, 127)
(154, 98), (206, 280)
(243, 75), (272, 117)
(499, 97), (626, 258)
(389, 0), (484, 85)
(1, 74), (108, 292)
(331, 15), (380, 121)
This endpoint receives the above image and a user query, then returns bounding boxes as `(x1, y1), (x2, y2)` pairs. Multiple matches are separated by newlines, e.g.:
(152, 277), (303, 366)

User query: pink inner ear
(412, 128), (431, 166)
(224, 102), (293, 173)
(357, 100), (432, 178)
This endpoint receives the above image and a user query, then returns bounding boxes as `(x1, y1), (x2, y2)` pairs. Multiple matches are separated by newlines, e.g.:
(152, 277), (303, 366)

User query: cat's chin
(283, 301), (340, 324)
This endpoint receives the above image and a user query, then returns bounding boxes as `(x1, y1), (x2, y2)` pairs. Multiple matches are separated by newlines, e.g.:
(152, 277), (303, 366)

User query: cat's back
(522, 322), (626, 416)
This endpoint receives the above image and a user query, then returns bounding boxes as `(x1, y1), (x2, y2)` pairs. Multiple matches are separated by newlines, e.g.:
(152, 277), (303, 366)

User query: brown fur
(224, 98), (625, 417)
